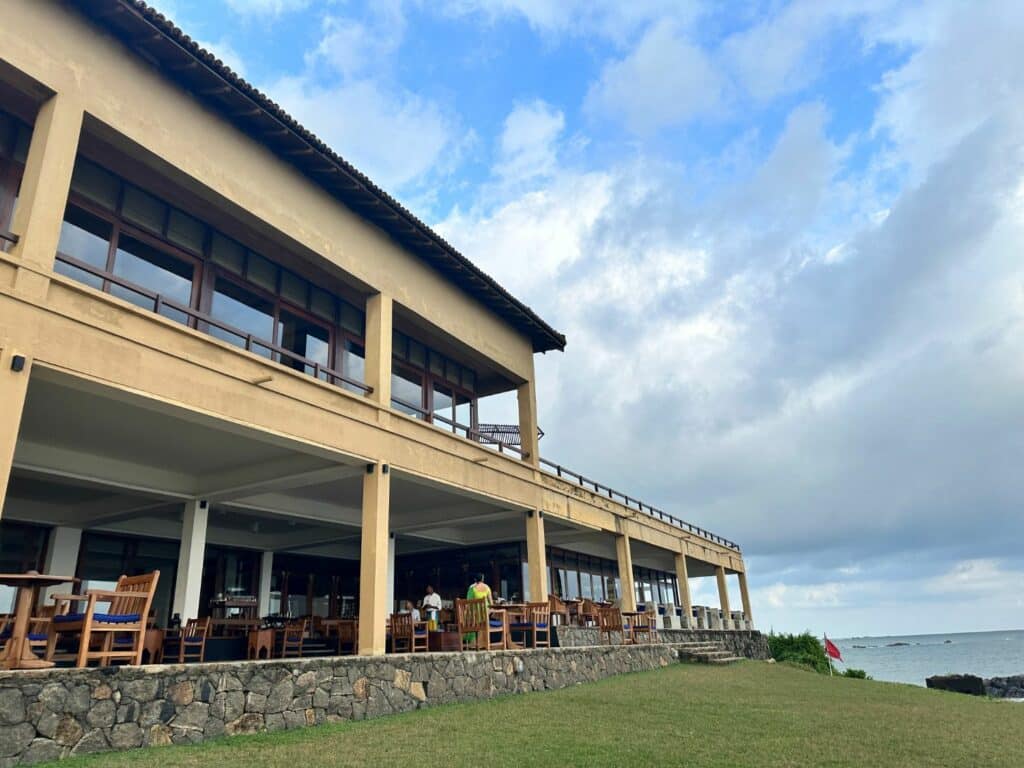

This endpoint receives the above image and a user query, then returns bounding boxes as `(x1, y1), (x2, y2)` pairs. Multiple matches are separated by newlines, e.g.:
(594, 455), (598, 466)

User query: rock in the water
(926, 674), (986, 696)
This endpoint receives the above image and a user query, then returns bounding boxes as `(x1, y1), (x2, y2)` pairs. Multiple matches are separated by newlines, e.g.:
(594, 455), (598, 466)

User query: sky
(154, 0), (1024, 638)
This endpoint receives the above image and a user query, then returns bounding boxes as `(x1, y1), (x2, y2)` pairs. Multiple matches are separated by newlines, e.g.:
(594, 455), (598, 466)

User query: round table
(0, 572), (77, 670)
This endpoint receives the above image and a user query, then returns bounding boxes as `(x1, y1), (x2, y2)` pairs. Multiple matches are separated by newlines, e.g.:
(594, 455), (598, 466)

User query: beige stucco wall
(0, 0), (535, 381)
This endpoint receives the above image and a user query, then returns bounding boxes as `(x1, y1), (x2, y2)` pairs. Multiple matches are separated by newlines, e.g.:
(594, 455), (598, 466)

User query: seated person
(403, 600), (421, 621)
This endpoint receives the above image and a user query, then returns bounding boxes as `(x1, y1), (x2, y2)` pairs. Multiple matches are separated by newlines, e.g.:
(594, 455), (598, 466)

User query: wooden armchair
(578, 599), (600, 627)
(631, 610), (656, 644)
(46, 571), (159, 667)
(177, 617), (210, 663)
(548, 595), (569, 626)
(597, 607), (633, 646)
(390, 612), (428, 653)
(510, 602), (551, 649)
(337, 619), (358, 655)
(280, 618), (307, 658)
(455, 598), (505, 650)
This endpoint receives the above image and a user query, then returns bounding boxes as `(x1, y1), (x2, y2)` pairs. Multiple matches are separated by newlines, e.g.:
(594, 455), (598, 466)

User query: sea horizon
(831, 628), (1024, 686)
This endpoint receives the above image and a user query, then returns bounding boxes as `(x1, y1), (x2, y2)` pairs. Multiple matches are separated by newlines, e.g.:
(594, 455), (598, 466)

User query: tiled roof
(69, 0), (567, 353)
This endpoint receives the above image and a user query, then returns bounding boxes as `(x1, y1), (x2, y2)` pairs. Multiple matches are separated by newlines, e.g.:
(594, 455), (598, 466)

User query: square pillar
(715, 565), (731, 625)
(516, 376), (540, 466)
(364, 294), (392, 407)
(673, 551), (693, 628)
(525, 510), (548, 602)
(257, 551), (274, 617)
(738, 571), (753, 628)
(10, 93), (83, 293)
(358, 461), (390, 655)
(0, 349), (31, 518)
(172, 499), (209, 621)
(385, 533), (396, 616)
(615, 535), (636, 612)
(40, 526), (82, 606)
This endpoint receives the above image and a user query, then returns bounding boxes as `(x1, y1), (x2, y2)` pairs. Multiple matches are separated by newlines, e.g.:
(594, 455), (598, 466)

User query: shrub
(841, 668), (871, 679)
(768, 632), (832, 675)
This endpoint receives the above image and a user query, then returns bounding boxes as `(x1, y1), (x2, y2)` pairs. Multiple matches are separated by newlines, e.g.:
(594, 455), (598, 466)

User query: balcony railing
(53, 253), (373, 395)
(51, 251), (740, 553)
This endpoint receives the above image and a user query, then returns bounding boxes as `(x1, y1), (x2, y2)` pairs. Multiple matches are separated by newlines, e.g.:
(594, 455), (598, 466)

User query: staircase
(674, 641), (745, 665)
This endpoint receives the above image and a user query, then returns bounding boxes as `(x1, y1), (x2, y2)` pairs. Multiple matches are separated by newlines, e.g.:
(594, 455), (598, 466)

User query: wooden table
(427, 630), (461, 652)
(0, 572), (77, 670)
(247, 628), (274, 660)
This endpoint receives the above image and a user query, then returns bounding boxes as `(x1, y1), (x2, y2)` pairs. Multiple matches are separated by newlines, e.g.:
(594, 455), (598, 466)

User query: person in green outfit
(463, 573), (492, 646)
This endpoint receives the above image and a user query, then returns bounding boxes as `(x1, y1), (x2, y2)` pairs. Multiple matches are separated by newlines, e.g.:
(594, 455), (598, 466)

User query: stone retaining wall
(0, 644), (690, 765)
(554, 627), (772, 660)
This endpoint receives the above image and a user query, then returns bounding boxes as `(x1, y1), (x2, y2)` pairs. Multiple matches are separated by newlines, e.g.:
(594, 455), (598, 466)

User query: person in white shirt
(421, 585), (442, 629)
(402, 600), (420, 621)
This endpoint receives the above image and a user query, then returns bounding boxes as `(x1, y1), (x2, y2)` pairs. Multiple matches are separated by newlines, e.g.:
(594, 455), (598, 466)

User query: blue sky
(157, 0), (1024, 638)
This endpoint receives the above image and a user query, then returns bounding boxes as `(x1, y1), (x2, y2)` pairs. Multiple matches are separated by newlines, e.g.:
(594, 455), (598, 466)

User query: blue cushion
(510, 622), (548, 630)
(2, 632), (49, 642)
(54, 612), (141, 625)
(414, 629), (427, 636)
(489, 620), (504, 629)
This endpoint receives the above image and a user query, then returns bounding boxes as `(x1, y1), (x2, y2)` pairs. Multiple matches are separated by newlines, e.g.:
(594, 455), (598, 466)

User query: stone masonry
(0, 643), (703, 765)
(555, 627), (772, 660)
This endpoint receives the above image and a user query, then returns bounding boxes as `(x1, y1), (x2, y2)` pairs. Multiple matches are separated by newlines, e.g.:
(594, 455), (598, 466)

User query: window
(55, 206), (111, 289)
(392, 365), (425, 417)
(279, 308), (330, 377)
(112, 234), (195, 324)
(210, 276), (275, 357)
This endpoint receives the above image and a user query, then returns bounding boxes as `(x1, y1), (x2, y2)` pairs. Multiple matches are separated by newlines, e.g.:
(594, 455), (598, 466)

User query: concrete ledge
(554, 626), (771, 660)
(0, 644), (699, 765)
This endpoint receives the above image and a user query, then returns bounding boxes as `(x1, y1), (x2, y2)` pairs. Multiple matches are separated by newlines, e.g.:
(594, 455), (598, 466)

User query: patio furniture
(247, 627), (274, 660)
(578, 599), (600, 627)
(390, 612), (428, 653)
(279, 618), (306, 658)
(631, 610), (656, 644)
(510, 602), (551, 649)
(0, 572), (78, 670)
(336, 619), (358, 655)
(427, 629), (461, 652)
(597, 607), (633, 646)
(47, 571), (159, 667)
(176, 617), (210, 663)
(455, 598), (505, 650)
(548, 595), (570, 626)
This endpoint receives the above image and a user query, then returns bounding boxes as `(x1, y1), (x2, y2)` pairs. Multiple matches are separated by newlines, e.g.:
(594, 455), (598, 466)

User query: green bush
(768, 632), (832, 675)
(841, 667), (871, 679)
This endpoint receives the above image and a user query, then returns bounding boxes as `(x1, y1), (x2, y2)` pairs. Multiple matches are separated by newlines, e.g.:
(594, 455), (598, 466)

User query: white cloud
(223, 0), (310, 17)
(195, 37), (247, 77)
(585, 20), (724, 133)
(495, 100), (565, 184)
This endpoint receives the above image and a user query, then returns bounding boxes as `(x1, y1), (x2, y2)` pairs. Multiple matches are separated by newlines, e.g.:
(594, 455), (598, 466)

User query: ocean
(834, 629), (1024, 686)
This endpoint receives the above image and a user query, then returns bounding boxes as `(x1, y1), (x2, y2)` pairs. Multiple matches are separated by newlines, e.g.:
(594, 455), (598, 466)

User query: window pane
(455, 394), (472, 434)
(429, 351), (444, 376)
(12, 125), (30, 164)
(210, 277), (274, 357)
(310, 288), (335, 322)
(70, 159), (119, 210)
(342, 340), (366, 393)
(55, 206), (111, 289)
(280, 271), (307, 307)
(409, 340), (426, 367)
(392, 331), (408, 360)
(279, 309), (330, 378)
(247, 252), (277, 292)
(121, 185), (166, 233)
(340, 302), (363, 335)
(462, 367), (476, 392)
(432, 383), (453, 427)
(565, 569), (579, 599)
(445, 361), (460, 384)
(166, 209), (205, 254)
(392, 367), (424, 417)
(210, 232), (244, 274)
(111, 235), (194, 324)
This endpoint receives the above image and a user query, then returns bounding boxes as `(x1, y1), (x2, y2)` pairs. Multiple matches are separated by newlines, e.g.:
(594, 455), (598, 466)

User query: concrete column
(525, 510), (548, 602)
(715, 565), (731, 617)
(172, 499), (209, 621)
(385, 533), (396, 616)
(10, 93), (83, 293)
(0, 349), (31, 519)
(516, 377), (540, 466)
(40, 526), (82, 606)
(257, 551), (274, 617)
(738, 571), (753, 627)
(364, 294), (392, 407)
(615, 535), (637, 612)
(358, 462), (391, 655)
(673, 551), (693, 619)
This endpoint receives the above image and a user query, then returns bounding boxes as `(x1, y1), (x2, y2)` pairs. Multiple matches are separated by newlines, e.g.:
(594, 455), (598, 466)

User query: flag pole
(825, 634), (833, 676)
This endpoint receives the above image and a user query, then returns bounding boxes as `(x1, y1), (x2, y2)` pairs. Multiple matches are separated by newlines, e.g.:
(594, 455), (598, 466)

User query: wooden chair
(597, 606), (633, 646)
(631, 610), (656, 644)
(390, 612), (428, 653)
(47, 571), (160, 667)
(337, 619), (358, 655)
(280, 618), (306, 658)
(510, 602), (551, 649)
(548, 595), (569, 626)
(578, 599), (600, 627)
(455, 598), (505, 650)
(177, 617), (210, 663)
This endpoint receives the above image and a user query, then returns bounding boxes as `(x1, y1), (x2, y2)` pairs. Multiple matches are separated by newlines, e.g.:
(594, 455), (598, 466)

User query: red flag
(824, 636), (843, 662)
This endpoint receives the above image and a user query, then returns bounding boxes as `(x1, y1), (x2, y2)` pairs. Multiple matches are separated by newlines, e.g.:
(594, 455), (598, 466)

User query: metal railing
(0, 230), (18, 245)
(389, 394), (527, 459)
(539, 457), (741, 552)
(54, 253), (373, 395)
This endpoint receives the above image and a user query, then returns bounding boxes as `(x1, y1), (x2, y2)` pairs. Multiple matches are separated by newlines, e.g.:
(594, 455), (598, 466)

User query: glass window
(580, 571), (593, 599)
(565, 569), (579, 599)
(166, 209), (205, 254)
(342, 340), (365, 393)
(111, 235), (194, 324)
(70, 159), (119, 210)
(445, 361), (460, 384)
(12, 125), (29, 164)
(393, 331), (408, 360)
(121, 185), (166, 233)
(432, 383), (453, 426)
(455, 393), (472, 434)
(392, 367), (425, 417)
(279, 309), (330, 378)
(429, 351), (444, 376)
(210, 232), (244, 274)
(280, 271), (307, 307)
(340, 302), (363, 335)
(310, 288), (335, 322)
(55, 206), (112, 289)
(210, 276), (274, 357)
(409, 340), (426, 367)
(247, 252), (277, 292)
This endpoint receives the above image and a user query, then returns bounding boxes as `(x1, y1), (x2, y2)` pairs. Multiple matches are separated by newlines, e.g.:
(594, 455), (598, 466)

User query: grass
(46, 661), (1024, 768)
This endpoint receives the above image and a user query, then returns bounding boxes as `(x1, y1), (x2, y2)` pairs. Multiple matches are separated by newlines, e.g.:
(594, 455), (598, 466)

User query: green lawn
(46, 661), (1024, 768)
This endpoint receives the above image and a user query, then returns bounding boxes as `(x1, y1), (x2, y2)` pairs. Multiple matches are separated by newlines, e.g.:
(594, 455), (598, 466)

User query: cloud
(495, 100), (565, 184)
(584, 20), (725, 133)
(195, 37), (247, 77)
(223, 0), (310, 17)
